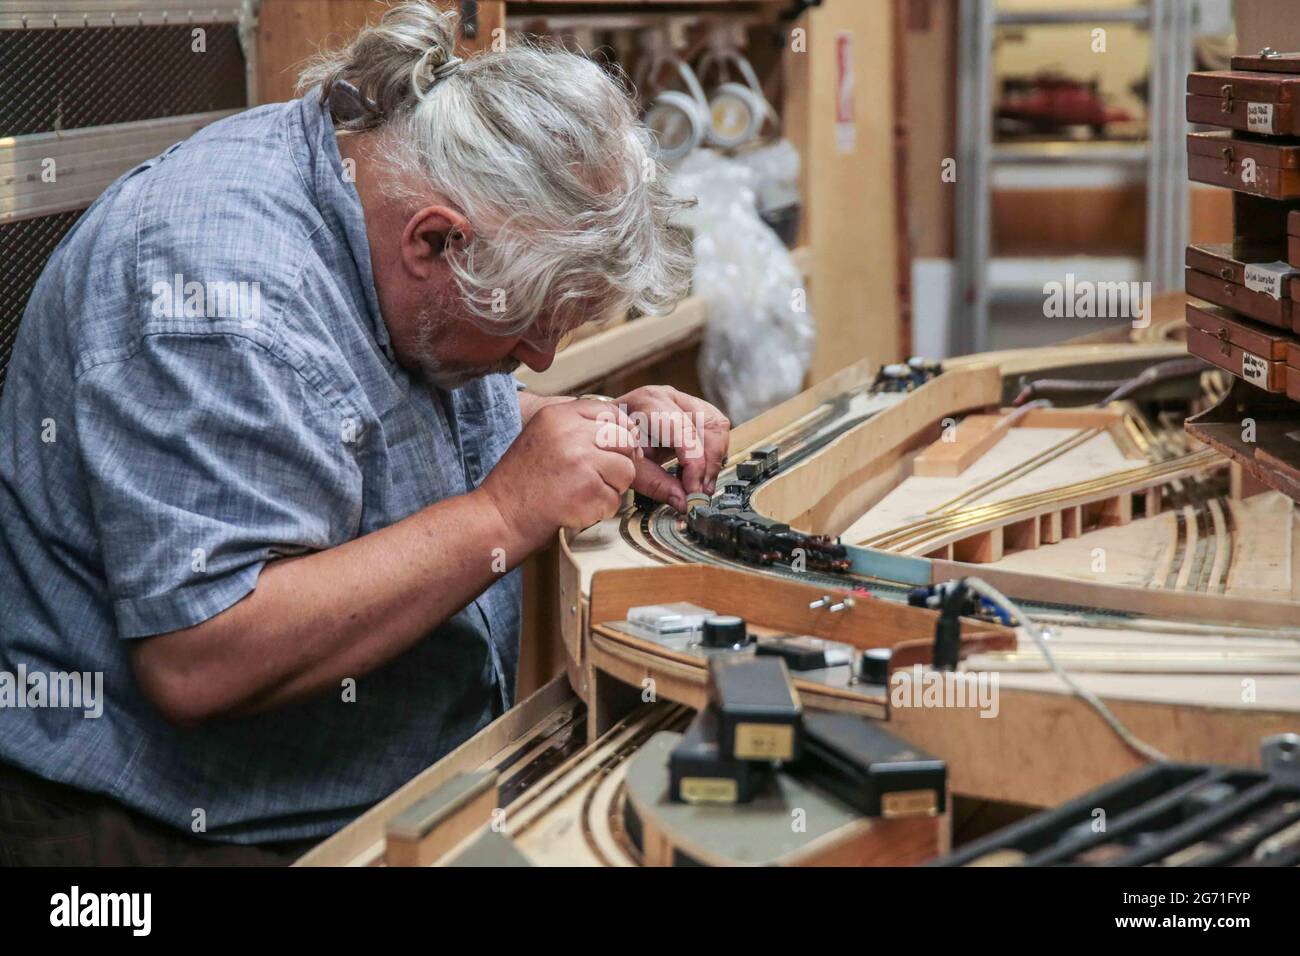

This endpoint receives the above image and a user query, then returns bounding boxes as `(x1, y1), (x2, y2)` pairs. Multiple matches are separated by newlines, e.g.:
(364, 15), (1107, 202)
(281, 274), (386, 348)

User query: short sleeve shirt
(0, 96), (523, 843)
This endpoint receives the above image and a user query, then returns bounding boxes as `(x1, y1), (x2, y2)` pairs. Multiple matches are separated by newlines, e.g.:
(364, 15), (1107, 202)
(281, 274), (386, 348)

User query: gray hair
(298, 2), (693, 341)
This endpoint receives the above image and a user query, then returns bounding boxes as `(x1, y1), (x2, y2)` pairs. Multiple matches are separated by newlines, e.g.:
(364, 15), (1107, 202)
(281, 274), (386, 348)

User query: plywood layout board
(844, 427), (1133, 544)
(992, 491), (1296, 598)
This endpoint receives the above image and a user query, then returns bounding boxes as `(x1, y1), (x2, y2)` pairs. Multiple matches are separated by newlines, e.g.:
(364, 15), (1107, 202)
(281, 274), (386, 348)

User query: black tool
(793, 710), (946, 818)
(669, 706), (766, 805)
(756, 635), (852, 671)
(708, 655), (802, 762)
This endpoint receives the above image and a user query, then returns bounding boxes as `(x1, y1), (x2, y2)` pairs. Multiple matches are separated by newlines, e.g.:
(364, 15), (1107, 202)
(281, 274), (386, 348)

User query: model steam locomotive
(651, 444), (850, 574)
(685, 506), (852, 574)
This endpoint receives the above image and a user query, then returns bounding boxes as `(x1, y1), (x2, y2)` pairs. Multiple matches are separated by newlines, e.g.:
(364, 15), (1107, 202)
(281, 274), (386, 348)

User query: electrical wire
(960, 576), (1169, 763)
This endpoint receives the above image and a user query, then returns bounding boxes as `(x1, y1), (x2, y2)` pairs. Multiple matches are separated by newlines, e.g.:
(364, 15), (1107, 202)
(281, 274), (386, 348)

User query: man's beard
(413, 307), (520, 390)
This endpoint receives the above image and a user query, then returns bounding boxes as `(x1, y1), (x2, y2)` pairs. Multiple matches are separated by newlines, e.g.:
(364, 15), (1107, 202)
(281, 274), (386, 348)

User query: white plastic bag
(731, 138), (801, 213)
(670, 146), (813, 423)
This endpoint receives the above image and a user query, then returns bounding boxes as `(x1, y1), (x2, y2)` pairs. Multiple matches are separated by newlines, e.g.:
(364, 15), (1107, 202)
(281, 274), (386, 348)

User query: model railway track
(624, 496), (1148, 623)
(1151, 461), (1235, 594)
(619, 379), (1156, 621)
(925, 426), (1105, 515)
(502, 702), (691, 866)
(611, 368), (1297, 634)
(860, 449), (1221, 553)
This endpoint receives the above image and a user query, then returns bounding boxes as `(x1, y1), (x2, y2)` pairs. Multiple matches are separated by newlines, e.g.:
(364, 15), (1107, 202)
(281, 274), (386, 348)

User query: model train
(685, 505), (852, 574)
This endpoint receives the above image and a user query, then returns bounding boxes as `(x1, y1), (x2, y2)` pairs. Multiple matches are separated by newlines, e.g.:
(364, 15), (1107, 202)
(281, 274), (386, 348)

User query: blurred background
(3, 0), (1294, 421)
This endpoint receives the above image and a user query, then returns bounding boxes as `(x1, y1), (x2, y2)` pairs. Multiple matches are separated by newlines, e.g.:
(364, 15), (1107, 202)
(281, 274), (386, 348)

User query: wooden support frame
(580, 562), (1014, 736)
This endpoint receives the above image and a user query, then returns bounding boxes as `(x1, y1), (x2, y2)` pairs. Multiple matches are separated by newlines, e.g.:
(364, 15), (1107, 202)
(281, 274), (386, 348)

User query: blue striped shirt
(0, 96), (522, 843)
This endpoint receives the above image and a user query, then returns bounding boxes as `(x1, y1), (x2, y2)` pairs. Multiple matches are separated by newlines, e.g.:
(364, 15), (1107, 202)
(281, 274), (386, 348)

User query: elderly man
(0, 4), (727, 865)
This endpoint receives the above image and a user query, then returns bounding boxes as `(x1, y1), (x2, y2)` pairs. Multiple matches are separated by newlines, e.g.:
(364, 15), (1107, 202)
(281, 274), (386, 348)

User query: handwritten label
(1247, 102), (1275, 134)
(1244, 261), (1296, 299)
(1242, 350), (1269, 386)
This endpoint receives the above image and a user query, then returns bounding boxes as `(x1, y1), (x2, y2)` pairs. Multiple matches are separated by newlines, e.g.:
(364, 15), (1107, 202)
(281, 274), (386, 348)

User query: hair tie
(412, 48), (463, 101)
(433, 55), (463, 80)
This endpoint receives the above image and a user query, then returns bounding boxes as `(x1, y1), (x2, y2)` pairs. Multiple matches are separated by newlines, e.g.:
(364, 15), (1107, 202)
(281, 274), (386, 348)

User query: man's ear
(399, 205), (472, 280)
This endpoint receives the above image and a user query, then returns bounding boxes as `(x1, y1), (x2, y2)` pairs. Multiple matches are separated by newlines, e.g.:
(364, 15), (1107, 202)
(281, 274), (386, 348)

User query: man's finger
(659, 389), (729, 494)
(584, 418), (641, 462)
(670, 410), (709, 495)
(571, 399), (640, 446)
(632, 457), (687, 512)
(696, 416), (730, 494)
(592, 445), (638, 496)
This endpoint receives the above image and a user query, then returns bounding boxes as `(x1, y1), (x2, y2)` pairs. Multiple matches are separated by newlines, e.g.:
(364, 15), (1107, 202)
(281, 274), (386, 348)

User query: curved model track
(619, 369), (1294, 634)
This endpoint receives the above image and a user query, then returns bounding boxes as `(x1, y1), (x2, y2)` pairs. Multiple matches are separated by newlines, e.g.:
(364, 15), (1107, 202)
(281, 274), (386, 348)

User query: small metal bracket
(1261, 733), (1300, 773)
(461, 0), (479, 40)
(1213, 325), (1231, 356)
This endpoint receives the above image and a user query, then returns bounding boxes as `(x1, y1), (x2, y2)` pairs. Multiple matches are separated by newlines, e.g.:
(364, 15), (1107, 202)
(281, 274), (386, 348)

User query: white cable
(960, 577), (1170, 763)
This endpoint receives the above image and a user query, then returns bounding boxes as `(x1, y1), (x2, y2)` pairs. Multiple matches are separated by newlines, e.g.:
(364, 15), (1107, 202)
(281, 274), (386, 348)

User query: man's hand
(480, 399), (642, 549)
(613, 386), (730, 511)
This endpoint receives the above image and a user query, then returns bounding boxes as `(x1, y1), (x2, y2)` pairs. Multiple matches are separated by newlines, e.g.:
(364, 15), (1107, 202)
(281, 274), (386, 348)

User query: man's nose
(512, 341), (555, 373)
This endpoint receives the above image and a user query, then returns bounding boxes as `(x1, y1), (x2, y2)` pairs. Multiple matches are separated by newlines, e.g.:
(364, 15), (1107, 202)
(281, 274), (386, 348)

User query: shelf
(995, 8), (1151, 28)
(992, 142), (1150, 166)
(987, 255), (1144, 298)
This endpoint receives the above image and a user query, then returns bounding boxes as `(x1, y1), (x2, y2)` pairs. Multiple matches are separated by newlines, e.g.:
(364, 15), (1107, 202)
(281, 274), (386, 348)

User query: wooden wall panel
(905, 0), (957, 260)
(256, 0), (391, 104)
(802, 0), (904, 381)
(1235, 0), (1300, 54)
(256, 0), (503, 104)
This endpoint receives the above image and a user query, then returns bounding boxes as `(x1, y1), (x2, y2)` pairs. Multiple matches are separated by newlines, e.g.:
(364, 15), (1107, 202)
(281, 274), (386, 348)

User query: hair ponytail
(297, 3), (461, 131)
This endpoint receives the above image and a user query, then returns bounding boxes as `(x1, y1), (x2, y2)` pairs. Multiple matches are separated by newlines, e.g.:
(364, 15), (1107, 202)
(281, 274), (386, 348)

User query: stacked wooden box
(1185, 50), (1300, 398)
(1183, 49), (1300, 498)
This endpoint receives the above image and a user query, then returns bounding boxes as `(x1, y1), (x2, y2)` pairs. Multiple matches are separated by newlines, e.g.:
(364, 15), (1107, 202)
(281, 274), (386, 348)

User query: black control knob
(859, 647), (892, 684)
(701, 615), (748, 648)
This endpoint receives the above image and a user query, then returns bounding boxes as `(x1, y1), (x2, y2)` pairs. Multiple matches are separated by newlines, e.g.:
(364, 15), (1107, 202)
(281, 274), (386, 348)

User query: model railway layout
(623, 355), (1290, 632)
(302, 342), (1300, 868)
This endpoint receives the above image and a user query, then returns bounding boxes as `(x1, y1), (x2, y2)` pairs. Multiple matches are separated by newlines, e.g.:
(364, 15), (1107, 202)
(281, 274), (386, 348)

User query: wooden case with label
(1186, 301), (1291, 392)
(1187, 131), (1300, 199)
(1190, 70), (1300, 136)
(1185, 243), (1297, 329)
(1187, 71), (1300, 136)
(1231, 51), (1300, 74)
(1289, 209), (1300, 267)
(1289, 339), (1300, 403)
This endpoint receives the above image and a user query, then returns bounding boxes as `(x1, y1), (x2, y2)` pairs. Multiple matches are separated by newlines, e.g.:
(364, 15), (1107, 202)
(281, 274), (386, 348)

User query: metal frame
(0, 112), (243, 223)
(1, 2), (258, 223)
(953, 0), (995, 356)
(1, 2), (243, 29)
(1144, 0), (1192, 296)
(953, 0), (1191, 356)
